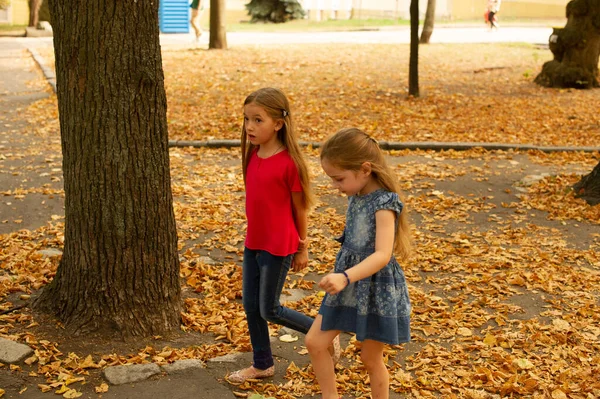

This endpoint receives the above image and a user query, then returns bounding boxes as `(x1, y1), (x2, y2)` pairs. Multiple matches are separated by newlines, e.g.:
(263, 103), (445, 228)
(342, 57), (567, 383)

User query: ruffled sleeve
(374, 191), (404, 216)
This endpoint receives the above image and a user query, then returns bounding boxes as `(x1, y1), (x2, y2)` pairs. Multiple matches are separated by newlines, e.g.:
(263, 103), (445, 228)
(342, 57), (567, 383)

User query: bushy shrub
(245, 0), (305, 23)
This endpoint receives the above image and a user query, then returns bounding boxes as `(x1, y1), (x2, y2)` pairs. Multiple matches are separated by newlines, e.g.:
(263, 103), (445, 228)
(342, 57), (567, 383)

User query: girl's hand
(318, 273), (348, 295)
(292, 248), (308, 272)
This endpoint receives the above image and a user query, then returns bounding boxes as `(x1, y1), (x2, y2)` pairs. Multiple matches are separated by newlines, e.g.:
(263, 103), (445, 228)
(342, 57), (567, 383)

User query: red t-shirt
(245, 149), (302, 256)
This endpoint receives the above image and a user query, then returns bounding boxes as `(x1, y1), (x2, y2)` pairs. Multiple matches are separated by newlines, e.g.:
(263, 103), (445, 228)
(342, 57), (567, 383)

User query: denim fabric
(242, 247), (314, 369)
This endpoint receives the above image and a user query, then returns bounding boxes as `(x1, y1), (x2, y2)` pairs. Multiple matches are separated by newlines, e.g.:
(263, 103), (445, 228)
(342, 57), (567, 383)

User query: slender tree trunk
(209, 0), (228, 49)
(33, 0), (181, 337)
(28, 0), (42, 27)
(573, 160), (600, 205)
(419, 0), (436, 44)
(534, 0), (600, 89)
(409, 0), (419, 97)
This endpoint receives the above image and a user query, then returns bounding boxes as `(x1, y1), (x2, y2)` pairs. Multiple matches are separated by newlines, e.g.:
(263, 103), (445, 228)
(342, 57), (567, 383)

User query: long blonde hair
(320, 127), (412, 260)
(241, 87), (315, 209)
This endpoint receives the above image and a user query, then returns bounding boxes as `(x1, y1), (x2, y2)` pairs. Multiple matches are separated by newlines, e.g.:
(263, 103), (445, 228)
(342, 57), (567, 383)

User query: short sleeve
(374, 191), (404, 216)
(285, 158), (302, 192)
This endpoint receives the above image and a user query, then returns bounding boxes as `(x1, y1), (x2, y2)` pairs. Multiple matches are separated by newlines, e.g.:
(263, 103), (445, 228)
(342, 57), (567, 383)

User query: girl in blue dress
(306, 128), (412, 399)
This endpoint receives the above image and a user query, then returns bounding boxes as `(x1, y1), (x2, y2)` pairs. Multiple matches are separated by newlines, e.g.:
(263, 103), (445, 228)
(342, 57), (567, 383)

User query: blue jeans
(242, 247), (314, 370)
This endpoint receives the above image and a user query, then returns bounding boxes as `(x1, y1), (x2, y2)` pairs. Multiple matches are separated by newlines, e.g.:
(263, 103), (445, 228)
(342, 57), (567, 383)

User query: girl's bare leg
(361, 340), (389, 399)
(305, 315), (340, 399)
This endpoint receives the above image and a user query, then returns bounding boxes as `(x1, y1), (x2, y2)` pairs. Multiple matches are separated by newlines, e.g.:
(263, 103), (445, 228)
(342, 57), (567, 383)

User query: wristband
(341, 271), (351, 287)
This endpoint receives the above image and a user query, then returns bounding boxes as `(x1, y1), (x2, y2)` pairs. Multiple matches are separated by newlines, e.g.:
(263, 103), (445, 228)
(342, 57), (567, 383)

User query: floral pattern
(319, 189), (411, 345)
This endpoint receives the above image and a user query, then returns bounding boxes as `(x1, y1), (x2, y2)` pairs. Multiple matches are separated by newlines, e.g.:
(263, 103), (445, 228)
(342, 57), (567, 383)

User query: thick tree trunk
(573, 160), (600, 205)
(28, 0), (42, 27)
(33, 0), (181, 337)
(419, 0), (436, 44)
(534, 0), (600, 89)
(209, 0), (228, 49)
(409, 0), (419, 97)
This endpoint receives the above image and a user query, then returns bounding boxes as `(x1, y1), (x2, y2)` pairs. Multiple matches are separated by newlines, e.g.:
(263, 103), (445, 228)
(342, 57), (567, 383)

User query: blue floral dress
(319, 189), (411, 345)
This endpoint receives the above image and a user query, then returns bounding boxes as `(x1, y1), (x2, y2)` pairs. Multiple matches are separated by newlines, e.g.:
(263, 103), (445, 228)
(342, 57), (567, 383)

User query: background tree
(33, 0), (181, 337)
(573, 160), (600, 205)
(409, 0), (419, 97)
(534, 0), (600, 89)
(245, 0), (305, 23)
(420, 0), (436, 44)
(210, 0), (228, 49)
(28, 0), (42, 27)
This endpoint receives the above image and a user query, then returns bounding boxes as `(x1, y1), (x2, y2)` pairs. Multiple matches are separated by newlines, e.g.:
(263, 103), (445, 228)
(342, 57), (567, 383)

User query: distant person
(306, 128), (413, 399)
(190, 0), (204, 41)
(226, 87), (340, 384)
(487, 0), (501, 30)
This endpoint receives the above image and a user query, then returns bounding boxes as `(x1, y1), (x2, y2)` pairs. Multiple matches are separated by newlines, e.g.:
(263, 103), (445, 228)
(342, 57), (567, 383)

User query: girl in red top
(227, 87), (339, 383)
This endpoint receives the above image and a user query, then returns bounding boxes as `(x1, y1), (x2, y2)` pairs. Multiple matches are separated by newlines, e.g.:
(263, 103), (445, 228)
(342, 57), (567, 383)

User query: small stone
(198, 256), (217, 265)
(103, 363), (161, 385)
(519, 173), (551, 187)
(37, 248), (63, 258)
(278, 327), (296, 336)
(0, 338), (34, 363)
(161, 359), (205, 374)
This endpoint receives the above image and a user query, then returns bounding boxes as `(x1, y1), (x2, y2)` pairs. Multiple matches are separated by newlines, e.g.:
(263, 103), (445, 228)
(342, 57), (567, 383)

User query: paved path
(1, 26), (553, 50)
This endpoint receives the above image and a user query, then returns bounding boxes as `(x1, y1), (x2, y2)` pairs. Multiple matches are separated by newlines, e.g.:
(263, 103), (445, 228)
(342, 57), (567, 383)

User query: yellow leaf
(457, 327), (472, 337)
(63, 389), (83, 398)
(279, 334), (299, 343)
(551, 389), (567, 399)
(38, 384), (52, 393)
(552, 319), (570, 332)
(483, 333), (496, 346)
(94, 383), (109, 393)
(79, 354), (98, 369)
(65, 377), (85, 386)
(55, 385), (69, 394)
(513, 358), (534, 370)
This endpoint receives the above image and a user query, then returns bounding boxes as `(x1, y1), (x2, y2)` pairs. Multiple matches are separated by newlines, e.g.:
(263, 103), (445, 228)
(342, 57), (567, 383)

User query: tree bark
(419, 0), (436, 44)
(28, 0), (42, 27)
(534, 0), (600, 89)
(209, 0), (228, 49)
(409, 0), (419, 97)
(33, 0), (181, 337)
(573, 160), (600, 205)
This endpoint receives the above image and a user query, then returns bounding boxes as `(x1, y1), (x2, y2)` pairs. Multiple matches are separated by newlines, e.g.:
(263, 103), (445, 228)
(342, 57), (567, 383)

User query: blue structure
(159, 0), (190, 33)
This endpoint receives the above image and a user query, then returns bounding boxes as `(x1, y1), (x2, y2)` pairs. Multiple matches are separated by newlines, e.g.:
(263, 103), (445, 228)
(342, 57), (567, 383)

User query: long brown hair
(320, 127), (412, 260)
(241, 87), (315, 209)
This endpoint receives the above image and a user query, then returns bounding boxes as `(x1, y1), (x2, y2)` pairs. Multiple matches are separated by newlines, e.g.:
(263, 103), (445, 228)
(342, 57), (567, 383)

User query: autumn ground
(0, 38), (599, 399)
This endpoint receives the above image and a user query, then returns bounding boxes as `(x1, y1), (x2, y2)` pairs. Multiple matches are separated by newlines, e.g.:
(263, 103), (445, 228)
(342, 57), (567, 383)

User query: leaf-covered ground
(38, 42), (600, 147)
(1, 43), (599, 398)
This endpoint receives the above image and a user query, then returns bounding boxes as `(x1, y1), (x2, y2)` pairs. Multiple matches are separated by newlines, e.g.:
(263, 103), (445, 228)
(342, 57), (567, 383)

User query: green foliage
(0, 0), (10, 11)
(245, 0), (305, 23)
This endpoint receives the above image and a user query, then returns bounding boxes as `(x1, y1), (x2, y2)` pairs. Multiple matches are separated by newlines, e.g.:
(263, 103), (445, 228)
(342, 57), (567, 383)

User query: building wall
(446, 0), (567, 20)
(0, 0), (28, 25)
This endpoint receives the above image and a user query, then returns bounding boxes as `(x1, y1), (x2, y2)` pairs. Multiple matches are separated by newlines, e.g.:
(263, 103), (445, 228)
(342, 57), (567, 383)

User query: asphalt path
(1, 26), (553, 50)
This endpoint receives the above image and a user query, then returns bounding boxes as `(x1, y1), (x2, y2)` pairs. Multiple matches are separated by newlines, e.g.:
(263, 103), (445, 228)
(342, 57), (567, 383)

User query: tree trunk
(209, 0), (228, 49)
(409, 0), (419, 97)
(33, 0), (181, 337)
(534, 0), (600, 89)
(573, 160), (600, 205)
(28, 0), (42, 27)
(419, 0), (436, 44)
